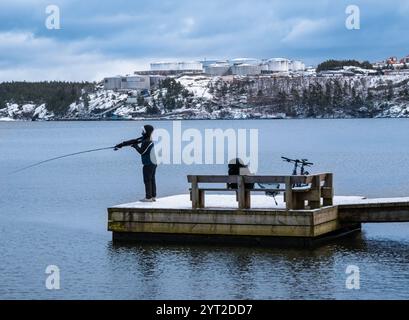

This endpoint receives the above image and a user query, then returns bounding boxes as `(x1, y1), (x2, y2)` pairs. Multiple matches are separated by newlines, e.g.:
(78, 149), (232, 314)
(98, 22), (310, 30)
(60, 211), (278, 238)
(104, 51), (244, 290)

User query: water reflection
(105, 229), (409, 300)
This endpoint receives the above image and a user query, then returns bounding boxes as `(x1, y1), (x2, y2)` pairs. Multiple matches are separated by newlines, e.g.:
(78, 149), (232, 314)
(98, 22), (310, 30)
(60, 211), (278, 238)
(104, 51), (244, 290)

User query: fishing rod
(10, 146), (115, 175)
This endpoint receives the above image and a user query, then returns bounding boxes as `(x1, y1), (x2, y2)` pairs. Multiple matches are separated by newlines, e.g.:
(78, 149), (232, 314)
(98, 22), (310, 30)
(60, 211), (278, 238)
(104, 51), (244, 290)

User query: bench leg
(323, 198), (333, 206)
(309, 176), (322, 209)
(237, 176), (250, 210)
(285, 177), (294, 210)
(199, 190), (205, 209)
(245, 191), (251, 209)
(191, 177), (200, 209)
(323, 173), (334, 206)
(309, 200), (321, 209)
(192, 191), (199, 209)
(294, 194), (306, 210)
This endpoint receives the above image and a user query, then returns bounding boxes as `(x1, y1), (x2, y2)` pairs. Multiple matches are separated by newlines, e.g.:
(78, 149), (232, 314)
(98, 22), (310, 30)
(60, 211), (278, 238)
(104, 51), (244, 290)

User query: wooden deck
(108, 195), (409, 247)
(339, 200), (409, 223)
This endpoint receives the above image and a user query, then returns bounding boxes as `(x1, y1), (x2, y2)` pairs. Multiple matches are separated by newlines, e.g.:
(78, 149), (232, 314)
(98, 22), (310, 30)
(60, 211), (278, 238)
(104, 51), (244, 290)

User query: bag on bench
(227, 158), (255, 190)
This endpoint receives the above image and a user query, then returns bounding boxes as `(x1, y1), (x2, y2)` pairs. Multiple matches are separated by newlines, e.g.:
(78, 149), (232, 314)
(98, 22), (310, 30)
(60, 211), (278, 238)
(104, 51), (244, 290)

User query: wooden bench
(187, 174), (334, 210)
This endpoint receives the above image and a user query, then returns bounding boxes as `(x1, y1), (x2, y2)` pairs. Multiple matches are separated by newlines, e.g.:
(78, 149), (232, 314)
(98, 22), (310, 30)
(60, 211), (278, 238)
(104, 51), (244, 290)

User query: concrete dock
(108, 195), (409, 247)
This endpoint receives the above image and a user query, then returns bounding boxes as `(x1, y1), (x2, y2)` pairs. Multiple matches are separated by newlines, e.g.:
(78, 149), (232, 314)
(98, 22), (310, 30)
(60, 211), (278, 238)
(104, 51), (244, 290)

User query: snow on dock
(114, 194), (405, 210)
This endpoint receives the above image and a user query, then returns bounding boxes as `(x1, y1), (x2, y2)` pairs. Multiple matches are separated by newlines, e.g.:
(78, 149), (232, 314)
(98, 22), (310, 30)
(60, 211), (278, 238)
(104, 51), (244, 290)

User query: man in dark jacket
(115, 125), (157, 203)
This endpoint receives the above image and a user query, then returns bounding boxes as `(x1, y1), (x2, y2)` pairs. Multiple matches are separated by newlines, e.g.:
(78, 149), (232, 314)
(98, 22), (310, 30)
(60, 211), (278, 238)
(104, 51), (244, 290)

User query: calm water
(1, 119), (409, 300)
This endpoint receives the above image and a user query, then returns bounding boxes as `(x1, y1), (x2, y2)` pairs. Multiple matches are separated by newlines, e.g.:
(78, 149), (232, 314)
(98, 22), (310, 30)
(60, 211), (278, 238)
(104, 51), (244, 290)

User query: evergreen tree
(332, 80), (343, 108)
(366, 89), (373, 102)
(387, 81), (394, 101)
(323, 82), (332, 114)
(399, 87), (409, 101)
(290, 87), (300, 105)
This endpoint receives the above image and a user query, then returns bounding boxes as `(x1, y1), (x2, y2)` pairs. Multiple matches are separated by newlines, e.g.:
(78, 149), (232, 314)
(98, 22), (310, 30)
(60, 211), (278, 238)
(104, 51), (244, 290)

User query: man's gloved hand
(114, 143), (124, 151)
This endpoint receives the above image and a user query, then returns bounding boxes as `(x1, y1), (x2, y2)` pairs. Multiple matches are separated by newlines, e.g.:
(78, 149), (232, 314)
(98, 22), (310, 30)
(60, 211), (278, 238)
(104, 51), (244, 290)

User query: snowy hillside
(1, 74), (409, 121)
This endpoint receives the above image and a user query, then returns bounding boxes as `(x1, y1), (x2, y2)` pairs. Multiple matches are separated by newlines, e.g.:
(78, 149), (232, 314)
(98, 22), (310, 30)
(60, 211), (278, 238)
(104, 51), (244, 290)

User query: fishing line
(10, 147), (115, 174)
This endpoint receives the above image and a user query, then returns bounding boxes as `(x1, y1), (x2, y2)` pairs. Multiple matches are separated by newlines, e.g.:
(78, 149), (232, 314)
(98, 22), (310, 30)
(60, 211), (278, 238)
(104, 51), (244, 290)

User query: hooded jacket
(116, 125), (157, 166)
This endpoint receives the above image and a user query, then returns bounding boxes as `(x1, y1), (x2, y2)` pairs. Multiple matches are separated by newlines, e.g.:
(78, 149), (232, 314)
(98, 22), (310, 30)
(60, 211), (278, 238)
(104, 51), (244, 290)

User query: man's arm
(134, 140), (153, 155)
(115, 138), (142, 150)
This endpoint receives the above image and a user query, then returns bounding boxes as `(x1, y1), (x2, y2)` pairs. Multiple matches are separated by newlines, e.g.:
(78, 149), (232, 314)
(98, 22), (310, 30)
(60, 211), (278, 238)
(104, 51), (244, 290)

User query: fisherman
(115, 125), (157, 203)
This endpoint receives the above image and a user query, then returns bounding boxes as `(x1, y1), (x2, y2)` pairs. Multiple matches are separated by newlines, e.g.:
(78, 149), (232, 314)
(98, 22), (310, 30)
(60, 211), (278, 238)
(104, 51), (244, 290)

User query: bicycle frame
(259, 157), (315, 204)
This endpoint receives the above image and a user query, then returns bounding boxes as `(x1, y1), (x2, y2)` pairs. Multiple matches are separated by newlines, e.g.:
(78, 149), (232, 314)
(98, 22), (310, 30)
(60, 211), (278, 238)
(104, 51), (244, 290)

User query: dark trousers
(143, 165), (157, 199)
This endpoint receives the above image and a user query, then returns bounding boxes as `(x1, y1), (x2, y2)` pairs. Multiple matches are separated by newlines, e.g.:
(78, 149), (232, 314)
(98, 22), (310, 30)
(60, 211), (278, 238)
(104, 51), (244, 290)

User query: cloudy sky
(0, 0), (408, 82)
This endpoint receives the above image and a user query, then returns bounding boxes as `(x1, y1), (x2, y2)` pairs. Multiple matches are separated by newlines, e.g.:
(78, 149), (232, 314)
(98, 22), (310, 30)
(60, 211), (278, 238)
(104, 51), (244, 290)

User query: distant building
(201, 60), (223, 68)
(150, 61), (203, 72)
(231, 64), (262, 76)
(122, 76), (150, 90)
(387, 57), (398, 65)
(103, 77), (122, 90)
(204, 62), (231, 76)
(266, 58), (290, 73)
(122, 57), (307, 81)
(260, 62), (269, 73)
(226, 58), (262, 76)
(400, 55), (409, 64)
(148, 75), (167, 88)
(103, 75), (150, 91)
(373, 55), (409, 69)
(229, 58), (261, 66)
(289, 60), (306, 72)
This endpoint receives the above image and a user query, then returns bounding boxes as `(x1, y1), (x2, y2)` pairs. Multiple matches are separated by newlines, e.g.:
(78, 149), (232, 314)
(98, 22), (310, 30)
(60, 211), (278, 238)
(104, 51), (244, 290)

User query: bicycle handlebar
(281, 157), (296, 163)
(281, 157), (314, 166)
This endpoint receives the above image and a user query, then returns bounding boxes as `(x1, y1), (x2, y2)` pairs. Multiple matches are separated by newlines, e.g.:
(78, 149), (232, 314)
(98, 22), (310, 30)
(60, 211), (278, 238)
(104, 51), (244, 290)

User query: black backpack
(227, 159), (254, 190)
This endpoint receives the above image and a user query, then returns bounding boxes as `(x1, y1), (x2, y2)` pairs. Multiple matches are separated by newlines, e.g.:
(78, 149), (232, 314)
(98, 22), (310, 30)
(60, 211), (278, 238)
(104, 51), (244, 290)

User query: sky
(0, 0), (408, 82)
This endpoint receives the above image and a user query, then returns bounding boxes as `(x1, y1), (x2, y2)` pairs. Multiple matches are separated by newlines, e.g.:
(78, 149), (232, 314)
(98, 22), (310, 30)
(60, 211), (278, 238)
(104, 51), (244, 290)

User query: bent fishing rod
(10, 146), (116, 175)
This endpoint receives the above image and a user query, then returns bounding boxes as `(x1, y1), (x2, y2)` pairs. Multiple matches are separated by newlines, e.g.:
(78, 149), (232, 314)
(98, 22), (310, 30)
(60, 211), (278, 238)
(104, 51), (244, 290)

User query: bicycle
(258, 157), (314, 205)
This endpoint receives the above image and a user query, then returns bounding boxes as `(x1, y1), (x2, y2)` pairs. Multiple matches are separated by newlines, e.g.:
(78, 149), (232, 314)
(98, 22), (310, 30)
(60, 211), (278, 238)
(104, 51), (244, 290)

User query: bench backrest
(187, 175), (238, 184)
(187, 174), (332, 186)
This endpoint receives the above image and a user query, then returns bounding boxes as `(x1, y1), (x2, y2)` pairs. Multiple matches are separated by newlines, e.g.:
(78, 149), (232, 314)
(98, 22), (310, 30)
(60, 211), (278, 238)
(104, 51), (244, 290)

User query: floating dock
(108, 195), (409, 247)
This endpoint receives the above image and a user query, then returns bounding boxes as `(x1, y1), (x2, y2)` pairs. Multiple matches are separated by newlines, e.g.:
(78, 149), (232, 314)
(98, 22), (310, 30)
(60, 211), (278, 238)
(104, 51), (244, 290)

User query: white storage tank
(150, 61), (203, 71)
(205, 63), (231, 76)
(289, 60), (305, 71)
(229, 58), (260, 66)
(260, 63), (270, 72)
(232, 64), (262, 76)
(267, 58), (290, 72)
(150, 62), (179, 71)
(179, 61), (203, 71)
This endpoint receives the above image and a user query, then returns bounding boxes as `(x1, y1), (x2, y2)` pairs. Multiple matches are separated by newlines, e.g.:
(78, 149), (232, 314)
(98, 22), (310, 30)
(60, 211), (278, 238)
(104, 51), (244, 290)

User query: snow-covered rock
(0, 117), (15, 121)
(33, 104), (53, 120)
(176, 76), (215, 100)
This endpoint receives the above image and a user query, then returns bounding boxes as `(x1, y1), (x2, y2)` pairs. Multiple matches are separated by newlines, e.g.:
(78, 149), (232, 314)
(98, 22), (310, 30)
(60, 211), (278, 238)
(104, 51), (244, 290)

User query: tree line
(316, 60), (373, 72)
(0, 81), (94, 116)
